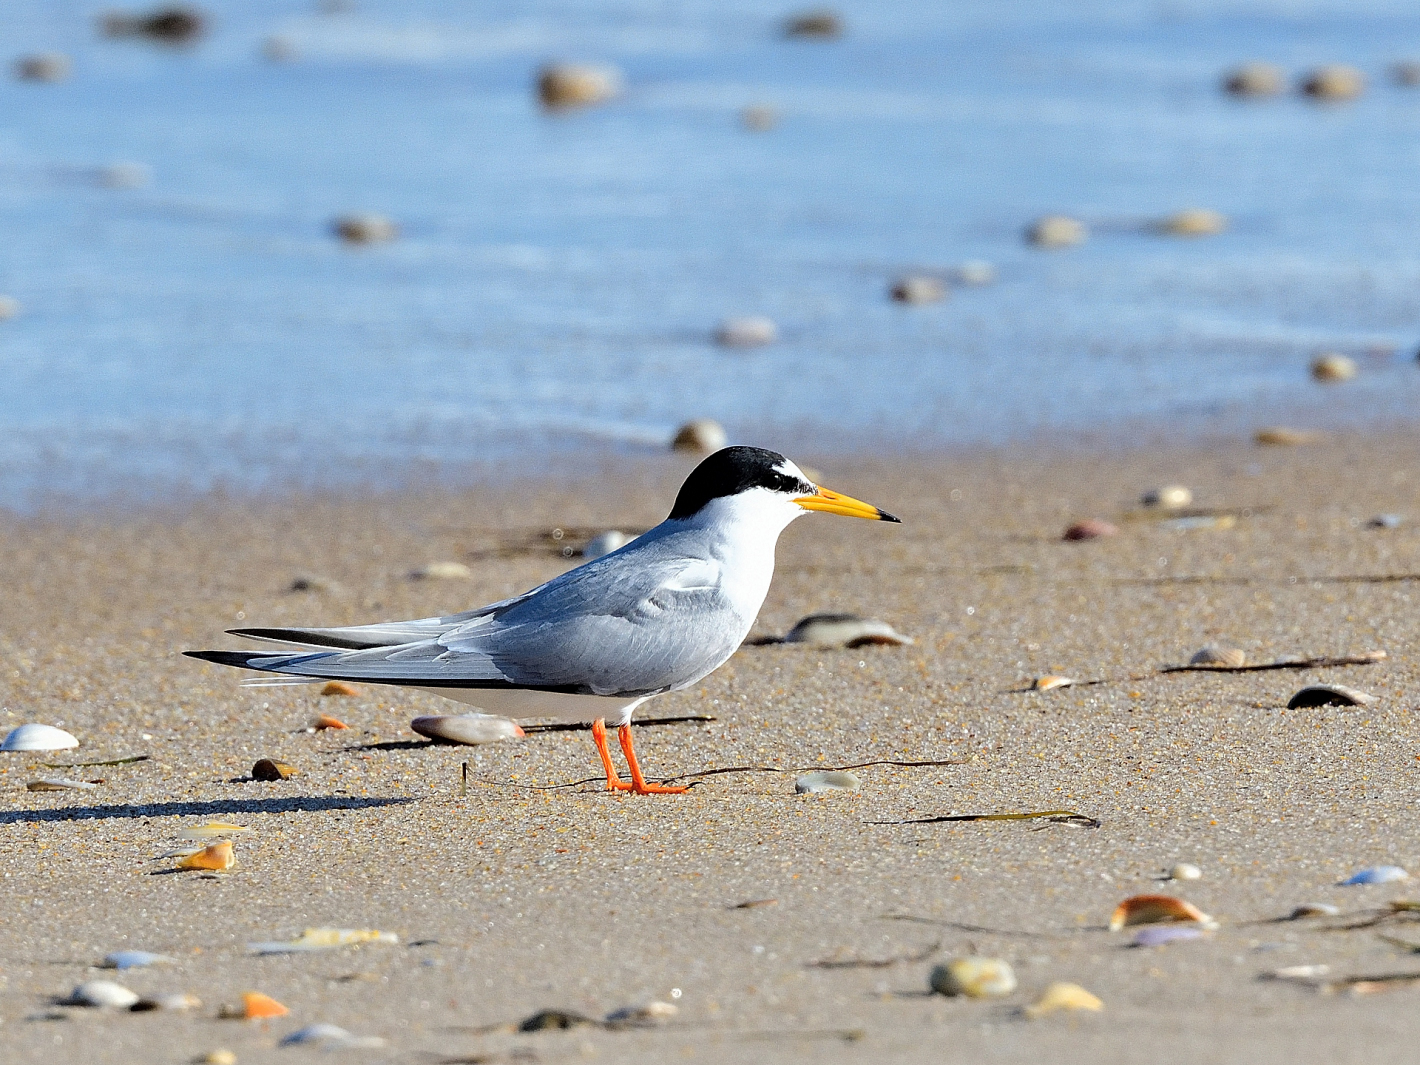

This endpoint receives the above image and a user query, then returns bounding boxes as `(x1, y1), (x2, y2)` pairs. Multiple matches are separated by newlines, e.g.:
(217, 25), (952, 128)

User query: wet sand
(3, 430), (1420, 1062)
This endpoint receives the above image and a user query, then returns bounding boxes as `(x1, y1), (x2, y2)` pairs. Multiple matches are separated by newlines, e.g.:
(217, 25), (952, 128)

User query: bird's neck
(667, 491), (803, 620)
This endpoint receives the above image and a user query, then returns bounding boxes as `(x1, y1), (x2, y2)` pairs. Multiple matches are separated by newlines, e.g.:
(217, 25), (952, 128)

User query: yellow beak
(794, 485), (901, 522)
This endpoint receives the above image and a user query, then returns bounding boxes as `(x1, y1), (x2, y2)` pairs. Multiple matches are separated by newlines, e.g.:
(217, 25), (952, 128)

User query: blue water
(4, 0), (1420, 509)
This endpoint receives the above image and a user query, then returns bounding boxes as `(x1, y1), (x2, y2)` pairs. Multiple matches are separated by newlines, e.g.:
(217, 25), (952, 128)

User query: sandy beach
(3, 430), (1420, 1063)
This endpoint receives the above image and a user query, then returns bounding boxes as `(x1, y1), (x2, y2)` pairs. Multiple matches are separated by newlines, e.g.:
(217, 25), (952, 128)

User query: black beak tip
(877, 509), (902, 523)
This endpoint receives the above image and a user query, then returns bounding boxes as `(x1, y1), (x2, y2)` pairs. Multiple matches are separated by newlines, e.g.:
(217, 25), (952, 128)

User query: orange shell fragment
(176, 840), (235, 872)
(1109, 893), (1216, 931)
(312, 714), (349, 730)
(241, 990), (289, 1019)
(321, 681), (360, 697)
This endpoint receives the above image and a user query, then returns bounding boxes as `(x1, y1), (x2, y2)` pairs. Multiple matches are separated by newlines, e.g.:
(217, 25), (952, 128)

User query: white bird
(187, 446), (899, 794)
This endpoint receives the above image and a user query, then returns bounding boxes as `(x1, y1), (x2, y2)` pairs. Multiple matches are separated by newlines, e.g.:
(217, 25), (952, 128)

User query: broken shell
(332, 213), (398, 244)
(280, 1023), (385, 1049)
(251, 758), (297, 780)
(1168, 862), (1203, 881)
(15, 52), (72, 82)
(537, 63), (622, 109)
(1287, 684), (1375, 709)
(176, 841), (234, 872)
(929, 958), (1017, 998)
(131, 992), (201, 1012)
(889, 275), (947, 305)
(250, 927), (399, 954)
(237, 991), (288, 1020)
(606, 1000), (679, 1024)
(715, 315), (778, 347)
(1340, 865), (1410, 886)
(311, 714), (348, 730)
(2, 723), (79, 751)
(1026, 215), (1087, 248)
(411, 714), (524, 746)
(67, 980), (140, 1009)
(1311, 353), (1357, 382)
(953, 260), (997, 286)
(1156, 209), (1226, 237)
(1031, 675), (1075, 692)
(409, 561), (472, 580)
(671, 418), (728, 453)
(1190, 645), (1246, 668)
(741, 104), (778, 131)
(1287, 903), (1340, 919)
(1109, 894), (1217, 931)
(1254, 426), (1317, 446)
(582, 531), (633, 559)
(784, 612), (912, 648)
(1301, 65), (1365, 101)
(1131, 925), (1205, 947)
(783, 10), (843, 39)
(1023, 982), (1103, 1018)
(180, 822), (248, 840)
(795, 770), (861, 794)
(1062, 519), (1117, 541)
(1141, 485), (1193, 509)
(26, 777), (97, 791)
(321, 680), (360, 697)
(102, 950), (174, 970)
(1223, 62), (1284, 97)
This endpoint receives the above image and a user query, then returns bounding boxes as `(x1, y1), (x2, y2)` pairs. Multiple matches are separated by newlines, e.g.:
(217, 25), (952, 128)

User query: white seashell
(1141, 485), (1193, 508)
(889, 275), (946, 304)
(581, 531), (633, 560)
(929, 958), (1017, 998)
(1268, 964), (1330, 981)
(1168, 863), (1202, 881)
(1287, 903), (1340, 919)
(199, 1051), (237, 1065)
(1287, 684), (1375, 709)
(1301, 65), (1364, 101)
(132, 992), (201, 1012)
(249, 927), (400, 955)
(101, 950), (174, 970)
(1189, 645), (1246, 668)
(67, 979), (140, 1008)
(332, 213), (398, 245)
(606, 1000), (679, 1024)
(1340, 865), (1409, 886)
(1156, 209), (1226, 237)
(715, 315), (778, 347)
(952, 260), (997, 286)
(1026, 215), (1086, 248)
(783, 612), (912, 648)
(1311, 353), (1357, 383)
(1031, 676), (1074, 692)
(411, 714), (523, 746)
(2, 723), (78, 751)
(409, 561), (472, 581)
(671, 419), (728, 453)
(26, 777), (97, 791)
(279, 1023), (386, 1049)
(795, 770), (861, 794)
(1223, 62), (1284, 97)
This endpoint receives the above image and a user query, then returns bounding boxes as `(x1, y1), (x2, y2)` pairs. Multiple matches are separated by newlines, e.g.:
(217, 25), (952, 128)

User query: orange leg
(591, 718), (632, 791)
(617, 722), (689, 795)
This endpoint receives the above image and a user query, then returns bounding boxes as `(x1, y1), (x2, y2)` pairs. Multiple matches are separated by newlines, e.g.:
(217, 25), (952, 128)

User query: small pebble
(251, 758), (297, 781)
(279, 1023), (385, 1049)
(1311, 353), (1357, 382)
(409, 561), (472, 580)
(1062, 519), (1117, 541)
(671, 419), (727, 453)
(1287, 903), (1340, 919)
(1157, 209), (1227, 237)
(1023, 982), (1103, 1017)
(1287, 684), (1375, 709)
(1109, 894), (1217, 931)
(2, 723), (78, 751)
(715, 315), (777, 347)
(537, 64), (621, 109)
(1026, 215), (1086, 248)
(952, 260), (997, 286)
(67, 980), (139, 1009)
(411, 714), (524, 746)
(1366, 514), (1403, 529)
(333, 214), (398, 245)
(795, 770), (860, 794)
(102, 950), (174, 970)
(741, 104), (778, 131)
(1168, 862), (1203, 881)
(15, 52), (71, 82)
(889, 275), (946, 305)
(1190, 645), (1246, 667)
(1340, 865), (1410, 886)
(1131, 925), (1205, 948)
(1300, 65), (1365, 101)
(1254, 426), (1317, 446)
(581, 531), (633, 559)
(783, 10), (843, 39)
(783, 612), (911, 647)
(929, 958), (1017, 998)
(1223, 62), (1284, 97)
(1141, 485), (1193, 508)
(321, 681), (360, 697)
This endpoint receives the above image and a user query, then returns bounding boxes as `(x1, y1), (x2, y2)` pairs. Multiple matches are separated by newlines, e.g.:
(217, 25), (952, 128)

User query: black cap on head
(668, 446), (814, 520)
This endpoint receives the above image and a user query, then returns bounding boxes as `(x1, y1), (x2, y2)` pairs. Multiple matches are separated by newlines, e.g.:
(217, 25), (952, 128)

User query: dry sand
(3, 431), (1420, 1062)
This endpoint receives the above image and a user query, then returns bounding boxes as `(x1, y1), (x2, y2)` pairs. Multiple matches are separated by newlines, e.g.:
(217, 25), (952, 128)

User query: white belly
(416, 686), (652, 727)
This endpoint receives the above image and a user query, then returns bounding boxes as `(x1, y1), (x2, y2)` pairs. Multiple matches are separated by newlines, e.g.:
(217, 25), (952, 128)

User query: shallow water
(3, 0), (1420, 509)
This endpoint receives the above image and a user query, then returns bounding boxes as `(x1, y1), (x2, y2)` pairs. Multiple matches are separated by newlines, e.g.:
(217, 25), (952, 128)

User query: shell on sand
(1311, 353), (1357, 382)
(1063, 519), (1118, 541)
(280, 1024), (386, 1049)
(409, 561), (472, 581)
(1254, 426), (1318, 446)
(2, 723), (78, 751)
(332, 214), (398, 245)
(411, 714), (524, 746)
(889, 275), (947, 304)
(102, 950), (174, 970)
(1141, 485), (1193, 508)
(929, 958), (1017, 998)
(1287, 684), (1375, 708)
(1157, 209), (1227, 237)
(27, 777), (97, 791)
(180, 822), (248, 840)
(741, 104), (778, 131)
(237, 991), (289, 1020)
(1190, 645), (1246, 667)
(250, 927), (400, 954)
(1168, 862), (1203, 881)
(1287, 902), (1340, 919)
(715, 315), (778, 347)
(794, 770), (861, 794)
(321, 680), (360, 697)
(1300, 65), (1365, 101)
(783, 10), (843, 39)
(1223, 62), (1284, 97)
(582, 530), (633, 559)
(1026, 215), (1087, 248)
(67, 980), (140, 1008)
(671, 419), (727, 453)
(176, 840), (235, 872)
(606, 1000), (679, 1024)
(252, 758), (297, 780)
(311, 713), (349, 730)
(15, 52), (71, 82)
(131, 992), (201, 1012)
(537, 64), (622, 109)
(1109, 894), (1217, 931)
(784, 612), (912, 648)
(1032, 675), (1075, 691)
(1023, 982), (1103, 1018)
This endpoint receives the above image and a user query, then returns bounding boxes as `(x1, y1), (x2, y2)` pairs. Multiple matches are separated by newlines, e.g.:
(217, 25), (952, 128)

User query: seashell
(280, 1023), (385, 1049)
(2, 723), (79, 751)
(131, 992), (200, 1012)
(97, 161), (151, 189)
(784, 612), (912, 648)
(411, 714), (524, 746)
(249, 927), (399, 954)
(332, 213), (398, 245)
(582, 531), (633, 559)
(1268, 964), (1330, 981)
(671, 418), (728, 453)
(100, 7), (207, 44)
(1168, 862), (1203, 881)
(1023, 982), (1103, 1018)
(715, 315), (778, 347)
(1301, 65), (1365, 101)
(1254, 426), (1317, 446)
(238, 991), (288, 1020)
(1394, 61), (1420, 87)
(67, 979), (140, 1009)
(1109, 894), (1217, 931)
(311, 714), (348, 730)
(1026, 215), (1087, 249)
(1162, 514), (1234, 531)
(741, 104), (778, 131)
(1366, 514), (1403, 529)
(1190, 645), (1246, 668)
(889, 275), (947, 305)
(1062, 519), (1117, 541)
(1287, 684), (1375, 709)
(199, 1051), (237, 1065)
(409, 560), (471, 580)
(0, 295), (20, 320)
(15, 52), (72, 83)
(783, 10), (843, 39)
(289, 574), (339, 593)
(1131, 925), (1205, 948)
(320, 680), (360, 697)
(519, 1009), (599, 1031)
(1311, 353), (1357, 382)
(1340, 865), (1410, 886)
(1223, 62), (1284, 97)
(102, 950), (174, 970)
(795, 770), (861, 794)
(537, 64), (622, 109)
(1287, 902), (1340, 919)
(1141, 485), (1193, 509)
(606, 1000), (679, 1024)
(180, 822), (248, 840)
(1156, 209), (1226, 237)
(251, 758), (297, 780)
(929, 957), (1017, 998)
(176, 841), (234, 872)
(26, 777), (97, 791)
(952, 260), (997, 286)
(1031, 675), (1075, 692)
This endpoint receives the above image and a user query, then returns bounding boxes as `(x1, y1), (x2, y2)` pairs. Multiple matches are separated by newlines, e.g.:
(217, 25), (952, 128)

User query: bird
(186, 446), (899, 794)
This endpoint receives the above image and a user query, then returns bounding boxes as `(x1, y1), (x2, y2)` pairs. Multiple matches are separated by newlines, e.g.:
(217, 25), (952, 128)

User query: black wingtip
(877, 509), (902, 523)
(184, 650), (270, 670)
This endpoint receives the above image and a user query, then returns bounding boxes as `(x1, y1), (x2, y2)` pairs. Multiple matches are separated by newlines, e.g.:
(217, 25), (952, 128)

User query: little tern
(186, 446), (899, 794)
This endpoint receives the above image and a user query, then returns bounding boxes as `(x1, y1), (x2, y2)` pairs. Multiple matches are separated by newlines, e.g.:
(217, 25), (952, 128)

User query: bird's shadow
(0, 796), (414, 825)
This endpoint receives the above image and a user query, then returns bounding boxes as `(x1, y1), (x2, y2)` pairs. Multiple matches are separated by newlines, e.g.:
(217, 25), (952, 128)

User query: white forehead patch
(773, 458), (809, 484)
